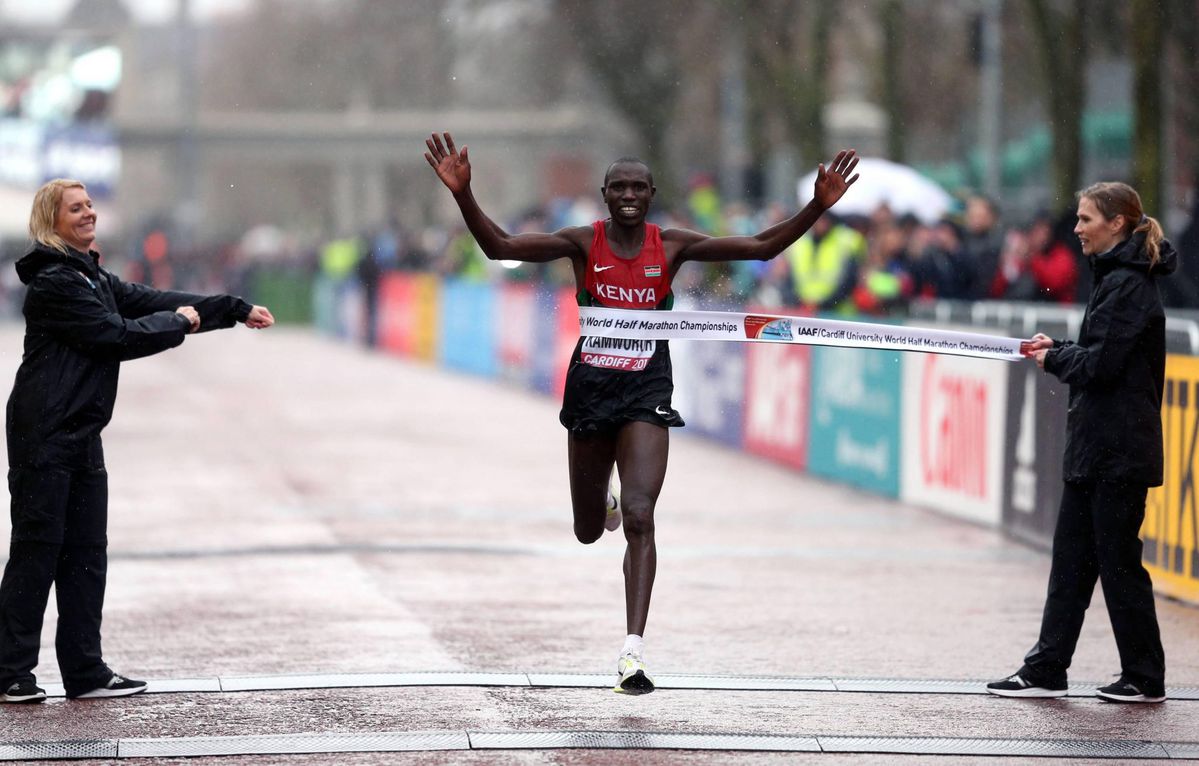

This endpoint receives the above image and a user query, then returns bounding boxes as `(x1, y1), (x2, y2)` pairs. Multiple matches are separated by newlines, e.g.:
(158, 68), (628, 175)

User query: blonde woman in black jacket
(989, 182), (1174, 703)
(0, 179), (273, 703)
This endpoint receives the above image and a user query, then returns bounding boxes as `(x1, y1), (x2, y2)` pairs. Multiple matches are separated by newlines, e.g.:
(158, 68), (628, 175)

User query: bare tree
(1026, 0), (1087, 210)
(878, 2), (982, 167)
(1166, 0), (1199, 198)
(1131, 0), (1165, 213)
(556, 0), (684, 196)
(740, 0), (832, 168)
(878, 0), (905, 163)
(202, 0), (455, 111)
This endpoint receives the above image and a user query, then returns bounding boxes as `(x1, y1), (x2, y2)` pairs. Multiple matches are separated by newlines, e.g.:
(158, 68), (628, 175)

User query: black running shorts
(559, 338), (685, 435)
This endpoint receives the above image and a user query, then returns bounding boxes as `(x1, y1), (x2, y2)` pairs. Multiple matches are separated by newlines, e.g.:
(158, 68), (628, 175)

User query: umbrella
(239, 224), (287, 260)
(797, 157), (955, 225)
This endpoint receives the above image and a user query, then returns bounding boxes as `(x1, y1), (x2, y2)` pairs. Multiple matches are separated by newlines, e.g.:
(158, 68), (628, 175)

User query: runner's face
(54, 187), (97, 253)
(602, 164), (654, 225)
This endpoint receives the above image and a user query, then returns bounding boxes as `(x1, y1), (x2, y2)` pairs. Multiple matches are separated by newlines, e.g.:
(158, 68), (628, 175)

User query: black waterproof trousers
(0, 457), (112, 697)
(1022, 480), (1166, 690)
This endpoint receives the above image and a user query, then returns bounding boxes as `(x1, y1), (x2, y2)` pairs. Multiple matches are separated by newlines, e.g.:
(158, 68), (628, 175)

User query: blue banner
(808, 346), (902, 496)
(439, 279), (498, 378)
(529, 285), (564, 395)
(42, 123), (120, 195)
(674, 336), (745, 448)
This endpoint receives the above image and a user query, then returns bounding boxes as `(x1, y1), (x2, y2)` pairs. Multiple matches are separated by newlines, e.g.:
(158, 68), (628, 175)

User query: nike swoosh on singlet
(593, 264), (617, 272)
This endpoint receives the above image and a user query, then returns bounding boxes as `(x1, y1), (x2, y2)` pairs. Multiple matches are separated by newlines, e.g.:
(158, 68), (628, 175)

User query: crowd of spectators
(308, 180), (1199, 320)
(399, 185), (1160, 315)
(7, 178), (1195, 323)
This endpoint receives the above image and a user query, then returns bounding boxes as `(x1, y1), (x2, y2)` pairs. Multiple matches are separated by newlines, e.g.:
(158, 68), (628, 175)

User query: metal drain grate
(219, 671), (528, 692)
(118, 731), (469, 758)
(819, 736), (1170, 759)
(527, 673), (611, 688)
(468, 731), (821, 752)
(659, 674), (836, 691)
(526, 673), (835, 691)
(2, 731), (1194, 761)
(148, 677), (223, 693)
(1163, 741), (1199, 759)
(831, 678), (984, 694)
(0, 739), (116, 761)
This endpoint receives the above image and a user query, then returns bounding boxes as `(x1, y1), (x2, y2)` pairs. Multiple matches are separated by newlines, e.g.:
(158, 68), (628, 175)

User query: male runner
(426, 132), (858, 693)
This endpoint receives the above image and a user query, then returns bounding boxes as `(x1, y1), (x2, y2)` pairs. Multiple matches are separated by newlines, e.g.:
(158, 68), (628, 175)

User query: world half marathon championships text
(581, 314), (1012, 355)
(581, 316), (740, 334)
(804, 327), (1013, 355)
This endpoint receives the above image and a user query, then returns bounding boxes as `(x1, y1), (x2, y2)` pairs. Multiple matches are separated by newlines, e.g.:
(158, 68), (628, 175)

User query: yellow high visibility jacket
(785, 225), (866, 306)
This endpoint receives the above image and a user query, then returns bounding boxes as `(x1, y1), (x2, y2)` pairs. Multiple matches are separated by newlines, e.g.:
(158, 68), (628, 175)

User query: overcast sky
(0, 0), (251, 25)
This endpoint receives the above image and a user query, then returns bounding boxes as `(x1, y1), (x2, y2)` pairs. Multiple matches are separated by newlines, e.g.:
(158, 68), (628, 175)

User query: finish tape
(578, 306), (1030, 362)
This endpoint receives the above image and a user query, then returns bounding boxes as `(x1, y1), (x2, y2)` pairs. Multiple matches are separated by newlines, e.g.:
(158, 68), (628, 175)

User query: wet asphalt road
(0, 324), (1196, 764)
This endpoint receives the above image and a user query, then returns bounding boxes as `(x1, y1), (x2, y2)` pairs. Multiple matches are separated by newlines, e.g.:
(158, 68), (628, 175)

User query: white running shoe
(604, 467), (622, 532)
(613, 651), (655, 695)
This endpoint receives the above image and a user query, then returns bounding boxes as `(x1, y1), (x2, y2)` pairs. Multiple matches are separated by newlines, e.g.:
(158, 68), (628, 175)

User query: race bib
(580, 335), (657, 372)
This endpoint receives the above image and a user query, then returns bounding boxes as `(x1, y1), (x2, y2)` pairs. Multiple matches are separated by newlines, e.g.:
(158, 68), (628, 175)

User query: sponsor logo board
(809, 346), (901, 496)
(901, 350), (1007, 525)
(743, 342), (809, 470)
(1000, 363), (1067, 549)
(1145, 355), (1199, 605)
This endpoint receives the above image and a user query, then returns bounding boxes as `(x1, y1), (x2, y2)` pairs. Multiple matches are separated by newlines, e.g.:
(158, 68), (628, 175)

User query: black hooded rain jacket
(6, 243), (251, 469)
(1044, 231), (1177, 486)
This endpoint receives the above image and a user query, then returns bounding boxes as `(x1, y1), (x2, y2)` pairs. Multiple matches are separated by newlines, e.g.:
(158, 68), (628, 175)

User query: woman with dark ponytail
(988, 182), (1175, 703)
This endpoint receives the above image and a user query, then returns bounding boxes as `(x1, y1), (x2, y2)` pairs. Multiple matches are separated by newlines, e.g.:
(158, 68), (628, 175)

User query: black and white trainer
(985, 672), (1067, 698)
(2, 679), (47, 703)
(73, 674), (147, 699)
(1096, 678), (1166, 703)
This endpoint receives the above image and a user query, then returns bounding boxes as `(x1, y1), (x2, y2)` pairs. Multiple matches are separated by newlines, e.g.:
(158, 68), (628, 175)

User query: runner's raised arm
(670, 149), (860, 265)
(425, 132), (589, 264)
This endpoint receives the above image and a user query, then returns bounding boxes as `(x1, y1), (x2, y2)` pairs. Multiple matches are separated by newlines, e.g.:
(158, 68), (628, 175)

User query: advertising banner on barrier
(498, 282), (536, 386)
(378, 273), (439, 360)
(311, 274), (340, 336)
(336, 280), (365, 343)
(439, 280), (497, 378)
(672, 325), (746, 448)
(411, 274), (439, 362)
(743, 341), (810, 470)
(530, 286), (560, 396)
(529, 287), (579, 398)
(901, 351), (1008, 525)
(1145, 355), (1199, 605)
(1000, 363), (1068, 549)
(665, 298), (696, 434)
(553, 289), (580, 398)
(809, 347), (902, 497)
(378, 273), (415, 356)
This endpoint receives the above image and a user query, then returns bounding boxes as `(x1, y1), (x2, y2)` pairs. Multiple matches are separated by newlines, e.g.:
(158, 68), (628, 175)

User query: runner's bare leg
(615, 421), (668, 636)
(567, 433), (617, 544)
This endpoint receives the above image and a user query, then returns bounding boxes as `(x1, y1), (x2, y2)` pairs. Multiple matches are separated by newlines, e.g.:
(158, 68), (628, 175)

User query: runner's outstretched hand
(812, 150), (860, 211)
(425, 132), (471, 195)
